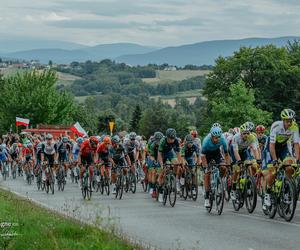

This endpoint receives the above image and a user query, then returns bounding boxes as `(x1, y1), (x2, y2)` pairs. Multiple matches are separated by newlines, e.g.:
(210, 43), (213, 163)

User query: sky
(0, 0), (300, 46)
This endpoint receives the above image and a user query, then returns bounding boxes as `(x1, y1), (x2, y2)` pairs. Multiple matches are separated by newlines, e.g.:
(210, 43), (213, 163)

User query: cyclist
(256, 125), (268, 158)
(0, 144), (10, 176)
(190, 130), (201, 150)
(201, 126), (230, 207)
(181, 134), (201, 193)
(57, 136), (72, 181)
(41, 134), (58, 181)
(157, 128), (182, 202)
(263, 109), (300, 207)
(110, 135), (131, 194)
(124, 132), (139, 174)
(78, 136), (99, 188)
(22, 142), (35, 179)
(95, 136), (113, 185)
(230, 123), (260, 200)
(147, 131), (164, 198)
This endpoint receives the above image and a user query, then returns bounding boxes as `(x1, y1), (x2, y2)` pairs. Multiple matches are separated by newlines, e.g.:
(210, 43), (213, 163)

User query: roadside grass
(0, 189), (135, 250)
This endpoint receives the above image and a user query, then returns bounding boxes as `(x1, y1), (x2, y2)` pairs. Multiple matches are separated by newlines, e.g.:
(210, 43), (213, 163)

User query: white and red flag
(70, 122), (87, 137)
(16, 117), (30, 127)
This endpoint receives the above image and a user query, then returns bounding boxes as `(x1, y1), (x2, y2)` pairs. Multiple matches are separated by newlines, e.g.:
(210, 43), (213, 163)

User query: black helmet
(166, 128), (176, 139)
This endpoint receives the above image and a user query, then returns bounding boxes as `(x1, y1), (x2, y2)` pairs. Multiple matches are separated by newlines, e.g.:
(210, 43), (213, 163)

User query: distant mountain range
(1, 36), (299, 65)
(116, 37), (300, 66)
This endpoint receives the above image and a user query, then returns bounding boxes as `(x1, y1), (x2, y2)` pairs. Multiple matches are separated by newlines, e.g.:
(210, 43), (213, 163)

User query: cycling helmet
(27, 143), (33, 148)
(185, 134), (194, 143)
(154, 131), (164, 141)
(190, 130), (198, 138)
(62, 136), (68, 143)
(240, 123), (250, 133)
(89, 136), (99, 145)
(166, 128), (176, 139)
(103, 136), (111, 144)
(281, 108), (295, 120)
(18, 143), (23, 148)
(233, 127), (240, 135)
(212, 123), (221, 129)
(76, 137), (84, 144)
(112, 135), (120, 144)
(210, 127), (222, 137)
(256, 125), (266, 133)
(129, 132), (137, 140)
(246, 121), (255, 132)
(46, 134), (53, 140)
(136, 135), (142, 141)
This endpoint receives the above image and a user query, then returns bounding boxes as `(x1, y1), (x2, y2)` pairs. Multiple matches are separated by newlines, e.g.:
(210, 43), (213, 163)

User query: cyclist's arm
(157, 151), (163, 168)
(269, 143), (277, 161)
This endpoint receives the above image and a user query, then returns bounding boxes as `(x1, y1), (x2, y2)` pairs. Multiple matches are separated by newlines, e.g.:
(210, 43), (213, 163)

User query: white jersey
(269, 121), (299, 144)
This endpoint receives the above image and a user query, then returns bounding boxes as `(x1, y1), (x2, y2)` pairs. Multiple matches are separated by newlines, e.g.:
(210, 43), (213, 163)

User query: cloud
(0, 0), (299, 46)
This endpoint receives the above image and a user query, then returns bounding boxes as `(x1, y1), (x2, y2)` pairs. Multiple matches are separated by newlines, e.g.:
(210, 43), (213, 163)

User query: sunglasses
(242, 132), (250, 135)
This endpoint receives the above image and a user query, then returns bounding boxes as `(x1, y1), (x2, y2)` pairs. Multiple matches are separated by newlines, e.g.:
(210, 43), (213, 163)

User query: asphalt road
(1, 174), (300, 250)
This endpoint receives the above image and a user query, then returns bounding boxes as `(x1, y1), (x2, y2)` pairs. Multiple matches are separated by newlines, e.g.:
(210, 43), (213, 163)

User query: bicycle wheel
(87, 179), (92, 200)
(216, 177), (225, 215)
(37, 175), (41, 191)
(224, 176), (231, 202)
(232, 189), (241, 211)
(206, 191), (213, 213)
(182, 183), (188, 200)
(281, 178), (296, 222)
(61, 176), (65, 191)
(117, 175), (124, 200)
(70, 170), (74, 183)
(27, 172), (32, 185)
(50, 178), (55, 195)
(162, 185), (168, 206)
(46, 181), (49, 194)
(169, 174), (177, 207)
(130, 172), (137, 193)
(191, 183), (198, 201)
(256, 173), (264, 198)
(245, 176), (257, 213)
(268, 192), (277, 219)
(105, 178), (110, 196)
(124, 176), (129, 193)
(142, 179), (148, 192)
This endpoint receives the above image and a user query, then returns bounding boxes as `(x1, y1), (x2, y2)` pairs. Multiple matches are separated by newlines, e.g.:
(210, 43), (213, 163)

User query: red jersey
(22, 148), (33, 157)
(80, 140), (97, 157)
(96, 143), (110, 160)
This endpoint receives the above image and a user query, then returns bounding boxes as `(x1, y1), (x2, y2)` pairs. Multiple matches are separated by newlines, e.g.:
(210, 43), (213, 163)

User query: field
(56, 72), (82, 87)
(142, 69), (211, 85)
(151, 89), (206, 107)
(0, 67), (81, 87)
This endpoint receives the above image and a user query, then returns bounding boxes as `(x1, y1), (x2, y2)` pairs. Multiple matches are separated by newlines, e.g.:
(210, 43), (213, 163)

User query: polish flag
(16, 117), (30, 127)
(70, 122), (87, 137)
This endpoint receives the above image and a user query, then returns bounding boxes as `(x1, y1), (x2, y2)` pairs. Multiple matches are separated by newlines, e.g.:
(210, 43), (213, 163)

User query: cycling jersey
(269, 120), (299, 144)
(0, 148), (9, 161)
(201, 134), (228, 155)
(181, 144), (200, 158)
(158, 137), (180, 154)
(148, 141), (160, 160)
(72, 143), (80, 161)
(97, 143), (111, 162)
(231, 133), (258, 151)
(42, 142), (57, 156)
(110, 144), (126, 165)
(80, 140), (97, 158)
(124, 140), (139, 155)
(57, 142), (71, 162)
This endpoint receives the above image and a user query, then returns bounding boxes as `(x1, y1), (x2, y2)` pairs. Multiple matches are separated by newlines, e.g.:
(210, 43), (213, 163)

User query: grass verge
(0, 189), (135, 250)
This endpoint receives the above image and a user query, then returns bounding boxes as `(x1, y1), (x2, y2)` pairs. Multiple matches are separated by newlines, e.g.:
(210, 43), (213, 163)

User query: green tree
(129, 105), (142, 132)
(0, 70), (75, 132)
(204, 44), (300, 117)
(209, 80), (272, 130)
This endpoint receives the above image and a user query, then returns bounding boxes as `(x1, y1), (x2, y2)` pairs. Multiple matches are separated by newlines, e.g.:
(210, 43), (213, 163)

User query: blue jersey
(0, 148), (9, 161)
(201, 134), (228, 155)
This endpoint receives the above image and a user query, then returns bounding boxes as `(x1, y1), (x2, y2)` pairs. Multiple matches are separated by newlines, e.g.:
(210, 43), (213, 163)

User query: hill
(1, 43), (158, 64)
(116, 36), (300, 66)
